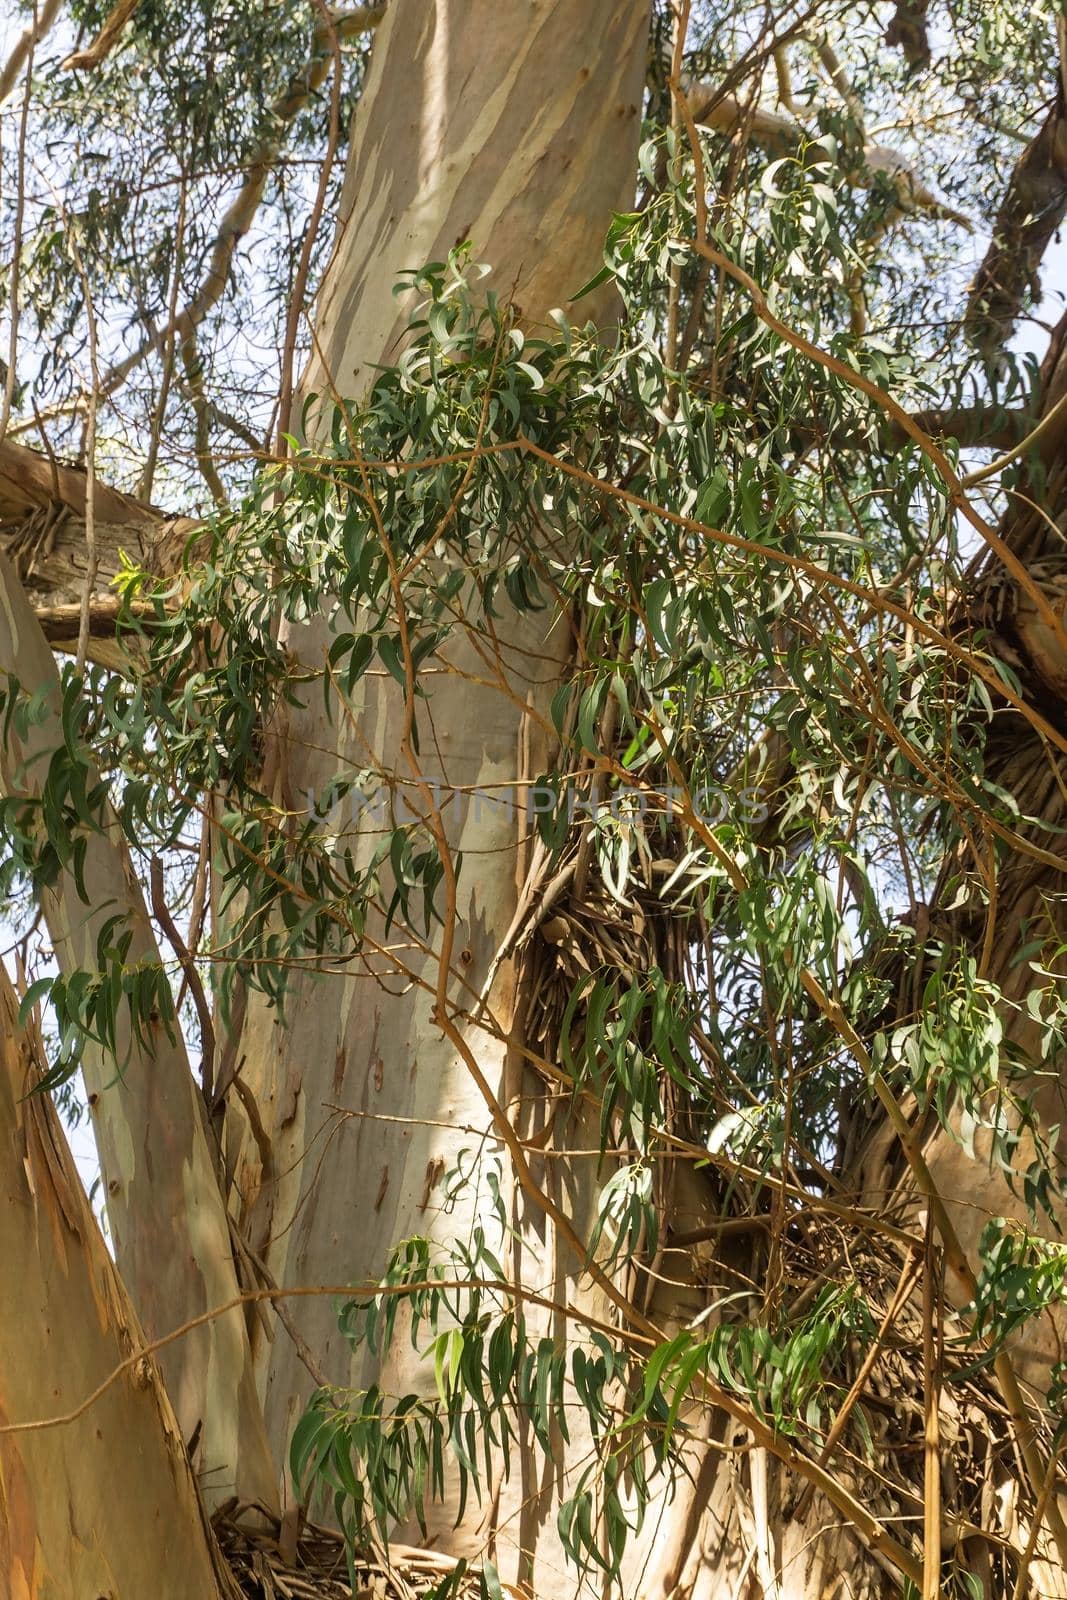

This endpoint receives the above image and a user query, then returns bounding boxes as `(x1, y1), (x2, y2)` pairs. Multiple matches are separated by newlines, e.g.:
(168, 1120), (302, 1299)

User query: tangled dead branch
(215, 1507), (481, 1600)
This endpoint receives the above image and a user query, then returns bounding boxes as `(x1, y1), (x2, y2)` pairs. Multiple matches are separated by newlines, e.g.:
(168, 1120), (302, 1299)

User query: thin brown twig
(663, 0), (693, 385)
(180, 327), (229, 507)
(790, 1238), (923, 1524)
(1010, 1440), (1065, 1600)
(0, 1277), (650, 1439)
(60, 225), (101, 673)
(922, 1210), (942, 1600)
(514, 433), (1067, 772)
(139, 177), (190, 502)
(684, 226), (1067, 663)
(149, 855), (216, 1100)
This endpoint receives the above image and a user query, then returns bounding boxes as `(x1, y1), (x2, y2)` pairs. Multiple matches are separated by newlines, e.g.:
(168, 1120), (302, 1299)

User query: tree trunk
(227, 4), (650, 1562)
(0, 961), (236, 1599)
(0, 551), (276, 1511)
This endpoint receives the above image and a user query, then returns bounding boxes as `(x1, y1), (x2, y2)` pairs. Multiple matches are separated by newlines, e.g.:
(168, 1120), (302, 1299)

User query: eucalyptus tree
(1, 2), (1066, 1598)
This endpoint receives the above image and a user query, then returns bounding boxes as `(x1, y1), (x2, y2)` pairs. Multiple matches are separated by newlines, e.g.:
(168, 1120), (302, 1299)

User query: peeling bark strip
(0, 551), (277, 1512)
(0, 966), (234, 1600)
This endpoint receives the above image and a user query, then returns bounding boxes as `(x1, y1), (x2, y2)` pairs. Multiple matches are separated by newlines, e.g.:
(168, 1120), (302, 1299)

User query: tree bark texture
(0, 962), (235, 1599)
(0, 550), (276, 1511)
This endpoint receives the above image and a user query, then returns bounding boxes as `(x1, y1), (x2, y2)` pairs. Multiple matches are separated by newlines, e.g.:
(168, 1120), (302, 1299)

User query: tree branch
(0, 549), (277, 1507)
(885, 0), (932, 73)
(688, 78), (970, 227)
(0, 394), (1033, 655)
(180, 327), (229, 507)
(61, 0), (141, 72)
(0, 438), (187, 664)
(98, 5), (387, 400)
(0, 0), (62, 106)
(0, 965), (238, 1600)
(965, 40), (1067, 354)
(31, 595), (157, 663)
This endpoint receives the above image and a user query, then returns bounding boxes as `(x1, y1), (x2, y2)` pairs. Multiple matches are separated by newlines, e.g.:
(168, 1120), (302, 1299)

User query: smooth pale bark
(306, 0), (647, 396)
(0, 549), (276, 1511)
(0, 0), (63, 106)
(226, 0), (651, 1578)
(0, 964), (233, 1600)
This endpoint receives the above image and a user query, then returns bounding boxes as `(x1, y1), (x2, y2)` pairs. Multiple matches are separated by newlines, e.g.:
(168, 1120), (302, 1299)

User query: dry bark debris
(212, 1208), (1058, 1597)
(215, 1508), (481, 1600)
